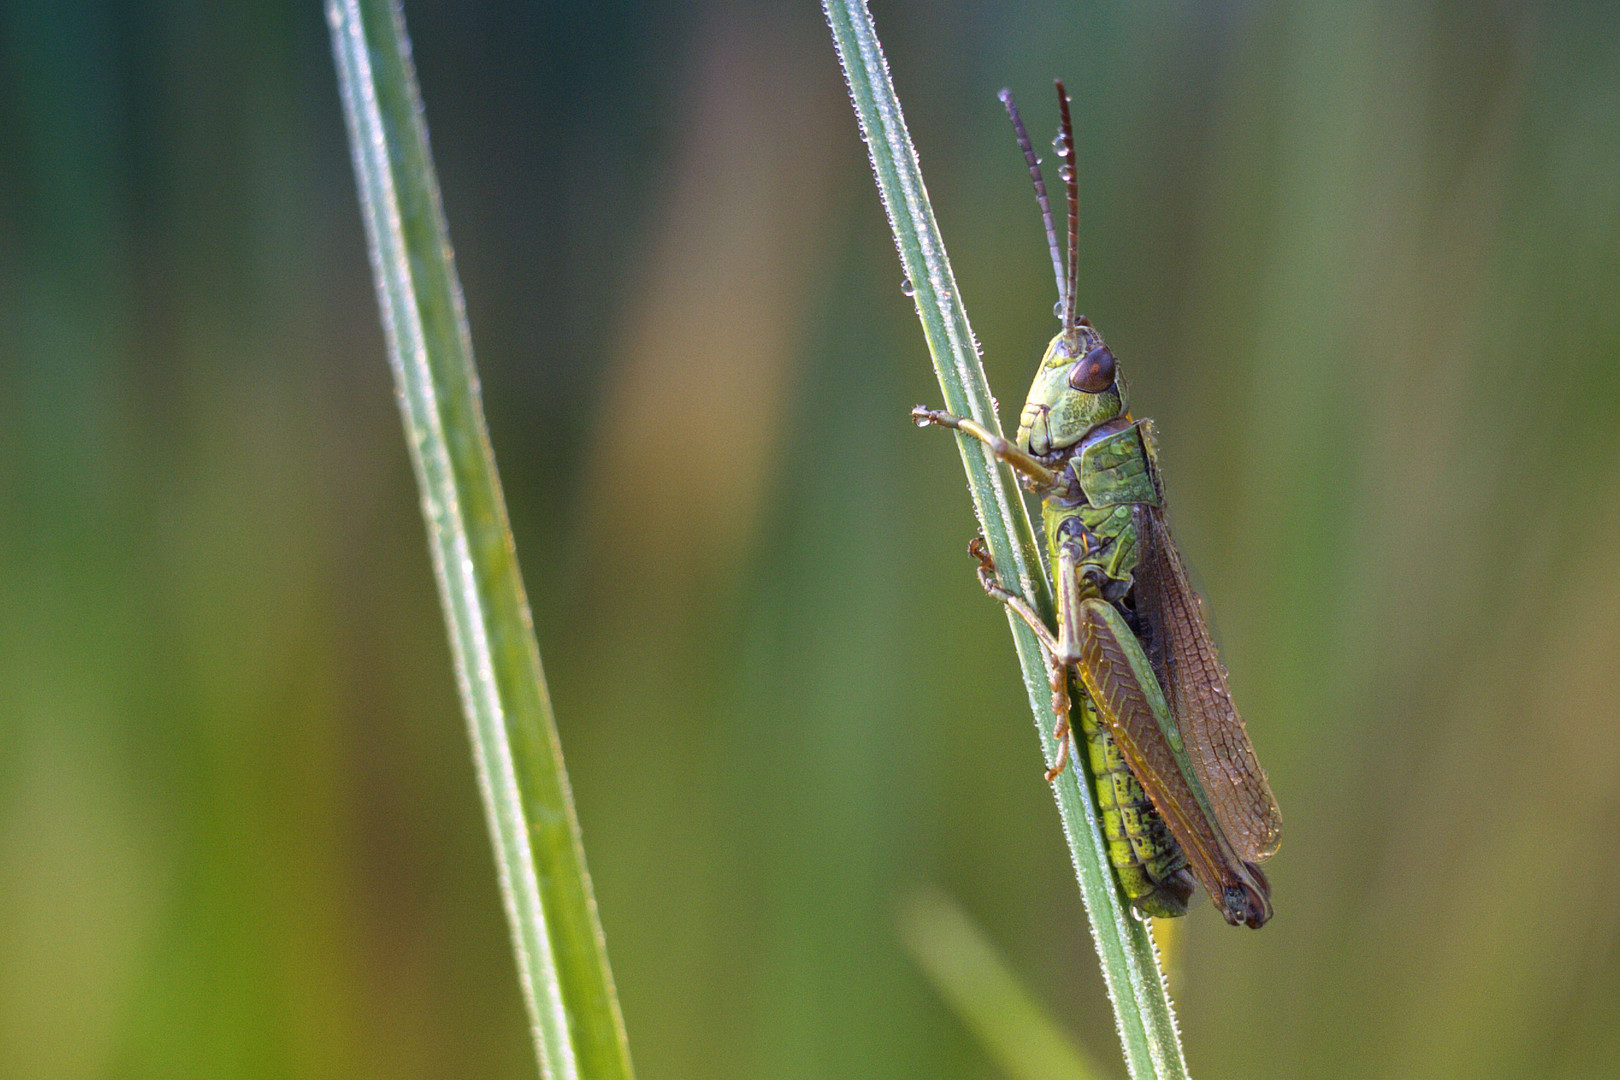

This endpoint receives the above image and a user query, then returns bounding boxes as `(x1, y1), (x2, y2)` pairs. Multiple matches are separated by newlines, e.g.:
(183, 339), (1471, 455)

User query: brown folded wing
(1071, 596), (1258, 915)
(1133, 502), (1282, 863)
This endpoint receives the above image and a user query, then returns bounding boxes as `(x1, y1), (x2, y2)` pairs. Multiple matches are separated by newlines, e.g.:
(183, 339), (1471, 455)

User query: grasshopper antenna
(1055, 80), (1080, 333)
(999, 88), (1066, 317)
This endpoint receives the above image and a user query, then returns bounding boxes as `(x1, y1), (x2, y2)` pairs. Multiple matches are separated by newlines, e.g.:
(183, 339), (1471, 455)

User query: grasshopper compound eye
(1068, 344), (1116, 393)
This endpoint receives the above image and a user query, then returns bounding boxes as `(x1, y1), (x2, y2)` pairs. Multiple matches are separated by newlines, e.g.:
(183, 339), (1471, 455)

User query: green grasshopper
(915, 82), (1281, 926)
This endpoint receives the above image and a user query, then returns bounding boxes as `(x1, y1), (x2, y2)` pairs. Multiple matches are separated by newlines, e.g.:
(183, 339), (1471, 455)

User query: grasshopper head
(1015, 323), (1127, 456)
(999, 82), (1128, 457)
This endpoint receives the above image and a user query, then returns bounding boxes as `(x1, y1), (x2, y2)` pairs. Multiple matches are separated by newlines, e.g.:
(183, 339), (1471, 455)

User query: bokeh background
(3, 1), (1619, 1077)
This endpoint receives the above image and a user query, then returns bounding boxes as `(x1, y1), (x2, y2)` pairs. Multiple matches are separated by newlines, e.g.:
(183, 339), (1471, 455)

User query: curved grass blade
(327, 2), (634, 1077)
(901, 889), (1111, 1080)
(821, 2), (1187, 1076)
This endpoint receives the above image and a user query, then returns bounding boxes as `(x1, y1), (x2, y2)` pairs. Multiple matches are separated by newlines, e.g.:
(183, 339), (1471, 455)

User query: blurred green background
(3, 1), (1620, 1077)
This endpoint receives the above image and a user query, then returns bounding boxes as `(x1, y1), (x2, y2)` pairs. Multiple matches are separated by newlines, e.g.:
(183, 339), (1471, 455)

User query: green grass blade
(327, 3), (634, 1078)
(901, 890), (1112, 1080)
(821, 3), (1187, 1077)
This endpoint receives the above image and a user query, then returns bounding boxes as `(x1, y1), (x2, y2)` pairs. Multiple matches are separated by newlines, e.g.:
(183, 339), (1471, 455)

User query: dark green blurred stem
(327, 2), (634, 1078)
(821, 3), (1187, 1077)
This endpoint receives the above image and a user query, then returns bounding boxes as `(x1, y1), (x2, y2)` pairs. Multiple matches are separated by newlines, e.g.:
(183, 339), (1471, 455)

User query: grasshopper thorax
(1015, 323), (1127, 457)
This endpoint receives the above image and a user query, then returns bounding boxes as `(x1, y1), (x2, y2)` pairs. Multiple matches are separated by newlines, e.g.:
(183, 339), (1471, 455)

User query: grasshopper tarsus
(1045, 712), (1073, 782)
(967, 536), (1005, 599)
(912, 405), (958, 429)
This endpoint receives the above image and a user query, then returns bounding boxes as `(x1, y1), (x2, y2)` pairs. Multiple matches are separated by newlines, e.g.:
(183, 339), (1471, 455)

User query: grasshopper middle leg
(967, 537), (1085, 781)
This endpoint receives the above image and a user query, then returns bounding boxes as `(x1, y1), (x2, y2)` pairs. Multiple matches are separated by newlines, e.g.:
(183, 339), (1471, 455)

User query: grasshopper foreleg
(968, 537), (1076, 780)
(914, 406), (1059, 489)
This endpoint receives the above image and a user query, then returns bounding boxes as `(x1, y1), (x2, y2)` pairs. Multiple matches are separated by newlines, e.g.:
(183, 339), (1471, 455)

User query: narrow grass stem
(327, 2), (634, 1077)
(822, 3), (1188, 1076)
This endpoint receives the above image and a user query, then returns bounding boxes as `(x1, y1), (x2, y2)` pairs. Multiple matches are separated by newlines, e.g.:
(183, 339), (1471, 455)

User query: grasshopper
(914, 82), (1281, 926)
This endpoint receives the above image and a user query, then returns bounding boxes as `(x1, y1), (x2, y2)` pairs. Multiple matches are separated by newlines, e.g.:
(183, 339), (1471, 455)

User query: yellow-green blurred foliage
(2, 1), (1618, 1077)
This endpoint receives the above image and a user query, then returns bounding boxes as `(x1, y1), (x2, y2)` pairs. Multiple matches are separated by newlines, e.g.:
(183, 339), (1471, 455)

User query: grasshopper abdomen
(1080, 693), (1195, 918)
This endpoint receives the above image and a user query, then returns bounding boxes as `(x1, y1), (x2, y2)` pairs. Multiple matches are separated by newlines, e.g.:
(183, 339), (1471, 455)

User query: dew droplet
(900, 277), (915, 297)
(1059, 164), (1075, 183)
(1053, 300), (1066, 318)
